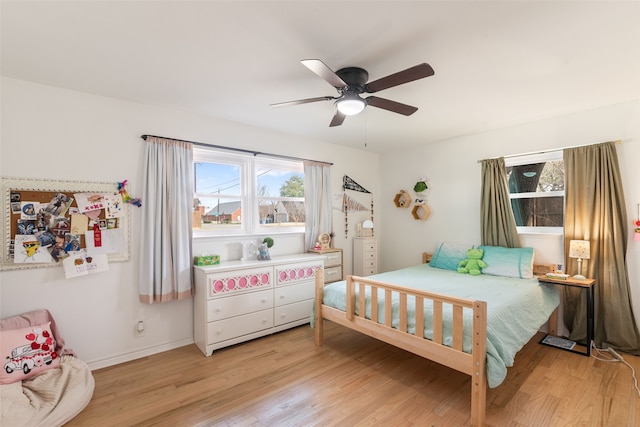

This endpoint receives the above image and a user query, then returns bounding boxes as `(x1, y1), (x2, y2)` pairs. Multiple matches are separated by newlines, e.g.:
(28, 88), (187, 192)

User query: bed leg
(314, 269), (324, 347)
(471, 301), (487, 426)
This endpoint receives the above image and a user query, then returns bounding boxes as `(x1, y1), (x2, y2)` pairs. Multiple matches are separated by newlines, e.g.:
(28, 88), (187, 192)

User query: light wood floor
(67, 322), (640, 426)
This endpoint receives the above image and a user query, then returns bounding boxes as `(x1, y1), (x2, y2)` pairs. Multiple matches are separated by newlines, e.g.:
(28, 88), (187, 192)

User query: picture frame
(318, 232), (331, 249)
(1, 177), (131, 271)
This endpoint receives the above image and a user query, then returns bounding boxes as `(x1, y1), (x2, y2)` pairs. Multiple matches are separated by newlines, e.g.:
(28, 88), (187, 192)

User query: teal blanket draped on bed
(319, 263), (559, 388)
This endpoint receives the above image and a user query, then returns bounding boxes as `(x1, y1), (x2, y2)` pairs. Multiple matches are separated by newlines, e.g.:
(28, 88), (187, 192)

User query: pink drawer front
(275, 262), (322, 285)
(207, 266), (273, 297)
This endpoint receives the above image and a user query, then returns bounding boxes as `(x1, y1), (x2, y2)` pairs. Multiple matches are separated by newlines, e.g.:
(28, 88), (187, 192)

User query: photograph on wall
(20, 202), (39, 220)
(43, 192), (74, 217)
(17, 219), (35, 235)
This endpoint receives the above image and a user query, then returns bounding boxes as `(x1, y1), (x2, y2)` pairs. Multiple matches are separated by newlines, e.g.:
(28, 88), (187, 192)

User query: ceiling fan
(270, 59), (434, 127)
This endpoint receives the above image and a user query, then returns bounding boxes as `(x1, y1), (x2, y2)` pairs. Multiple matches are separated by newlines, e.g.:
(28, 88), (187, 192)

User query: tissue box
(194, 255), (220, 266)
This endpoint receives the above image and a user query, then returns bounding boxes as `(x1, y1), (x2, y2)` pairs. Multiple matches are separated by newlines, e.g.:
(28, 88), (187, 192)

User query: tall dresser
(353, 237), (377, 276)
(193, 254), (324, 356)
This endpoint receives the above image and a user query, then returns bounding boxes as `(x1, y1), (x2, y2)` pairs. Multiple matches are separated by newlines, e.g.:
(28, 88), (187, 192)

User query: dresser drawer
(324, 266), (343, 283)
(363, 259), (377, 270)
(361, 240), (376, 252)
(324, 251), (342, 267)
(275, 261), (322, 286)
(363, 251), (376, 260)
(274, 299), (313, 326)
(361, 267), (377, 276)
(207, 309), (274, 344)
(207, 289), (273, 321)
(207, 266), (273, 298)
(274, 281), (314, 307)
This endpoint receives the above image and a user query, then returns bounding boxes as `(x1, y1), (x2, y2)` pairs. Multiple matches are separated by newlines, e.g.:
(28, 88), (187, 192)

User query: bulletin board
(1, 177), (131, 271)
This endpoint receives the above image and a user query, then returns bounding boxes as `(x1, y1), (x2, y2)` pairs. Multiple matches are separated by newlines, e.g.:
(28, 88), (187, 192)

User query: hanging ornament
(118, 180), (142, 207)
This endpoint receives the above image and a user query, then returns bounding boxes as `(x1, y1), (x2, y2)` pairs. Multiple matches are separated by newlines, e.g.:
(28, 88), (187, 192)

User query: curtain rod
(476, 139), (622, 164)
(141, 134), (333, 166)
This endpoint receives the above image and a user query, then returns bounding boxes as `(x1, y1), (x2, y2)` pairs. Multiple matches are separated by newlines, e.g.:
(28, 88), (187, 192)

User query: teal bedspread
(320, 263), (559, 388)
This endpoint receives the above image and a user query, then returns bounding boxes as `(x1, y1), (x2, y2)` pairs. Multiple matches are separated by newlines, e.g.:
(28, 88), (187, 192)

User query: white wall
(0, 77), (380, 369)
(379, 100), (640, 329)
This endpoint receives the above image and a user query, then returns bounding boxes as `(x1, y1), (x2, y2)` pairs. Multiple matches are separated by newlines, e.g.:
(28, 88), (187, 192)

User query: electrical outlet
(136, 320), (145, 337)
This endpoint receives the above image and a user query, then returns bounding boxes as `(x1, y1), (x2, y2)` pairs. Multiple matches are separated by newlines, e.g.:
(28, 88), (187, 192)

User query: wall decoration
(118, 180), (142, 207)
(411, 203), (431, 221)
(342, 175), (374, 238)
(393, 190), (411, 208)
(1, 177), (131, 271)
(342, 175), (370, 193)
(413, 177), (430, 197)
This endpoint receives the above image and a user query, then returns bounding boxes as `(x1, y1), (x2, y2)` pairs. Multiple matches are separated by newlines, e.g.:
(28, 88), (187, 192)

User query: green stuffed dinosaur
(457, 248), (487, 276)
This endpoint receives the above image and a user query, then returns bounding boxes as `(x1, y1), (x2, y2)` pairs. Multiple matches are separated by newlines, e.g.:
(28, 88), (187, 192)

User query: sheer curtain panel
(480, 157), (521, 248)
(139, 136), (194, 303)
(304, 161), (332, 250)
(563, 141), (640, 353)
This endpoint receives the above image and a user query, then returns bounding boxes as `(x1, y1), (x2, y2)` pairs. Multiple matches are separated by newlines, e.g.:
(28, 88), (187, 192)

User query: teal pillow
(430, 242), (474, 271)
(478, 245), (534, 279)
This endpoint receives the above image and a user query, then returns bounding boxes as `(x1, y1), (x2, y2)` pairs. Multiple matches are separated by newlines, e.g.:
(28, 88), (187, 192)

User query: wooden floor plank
(66, 323), (640, 426)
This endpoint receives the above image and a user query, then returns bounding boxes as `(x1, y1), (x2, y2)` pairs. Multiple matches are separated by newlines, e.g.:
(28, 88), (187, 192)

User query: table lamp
(360, 219), (374, 237)
(569, 240), (590, 280)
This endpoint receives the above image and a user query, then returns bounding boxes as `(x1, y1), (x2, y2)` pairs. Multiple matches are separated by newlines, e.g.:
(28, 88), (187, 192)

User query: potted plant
(414, 178), (429, 196)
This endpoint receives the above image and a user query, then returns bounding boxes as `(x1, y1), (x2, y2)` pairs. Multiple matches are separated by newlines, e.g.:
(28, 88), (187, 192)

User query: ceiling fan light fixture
(336, 98), (366, 116)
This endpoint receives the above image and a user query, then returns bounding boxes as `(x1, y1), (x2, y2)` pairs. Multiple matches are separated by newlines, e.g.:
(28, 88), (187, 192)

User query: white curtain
(139, 136), (194, 303)
(304, 161), (332, 250)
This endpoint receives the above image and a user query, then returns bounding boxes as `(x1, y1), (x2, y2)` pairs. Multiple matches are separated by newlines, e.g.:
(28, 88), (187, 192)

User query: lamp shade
(569, 240), (590, 259)
(336, 98), (366, 116)
(362, 220), (374, 229)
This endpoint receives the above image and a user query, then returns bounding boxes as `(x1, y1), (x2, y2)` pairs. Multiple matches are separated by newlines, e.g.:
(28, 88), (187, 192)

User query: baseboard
(87, 337), (194, 371)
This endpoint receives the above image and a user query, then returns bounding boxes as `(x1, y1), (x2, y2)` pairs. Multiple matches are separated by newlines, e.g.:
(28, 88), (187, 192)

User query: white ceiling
(2, 1), (639, 153)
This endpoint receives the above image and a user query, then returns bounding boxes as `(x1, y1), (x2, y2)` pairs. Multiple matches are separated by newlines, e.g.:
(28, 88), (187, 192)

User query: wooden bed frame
(314, 266), (488, 426)
(314, 253), (553, 426)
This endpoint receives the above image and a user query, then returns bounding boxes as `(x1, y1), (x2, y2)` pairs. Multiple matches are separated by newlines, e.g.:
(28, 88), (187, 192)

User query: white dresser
(193, 254), (324, 356)
(353, 237), (377, 276)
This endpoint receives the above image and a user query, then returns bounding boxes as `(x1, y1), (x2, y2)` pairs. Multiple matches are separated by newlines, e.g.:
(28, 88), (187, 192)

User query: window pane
(511, 196), (564, 227)
(258, 200), (305, 227)
(257, 168), (304, 197)
(506, 161), (564, 194)
(195, 162), (241, 196)
(195, 197), (242, 230)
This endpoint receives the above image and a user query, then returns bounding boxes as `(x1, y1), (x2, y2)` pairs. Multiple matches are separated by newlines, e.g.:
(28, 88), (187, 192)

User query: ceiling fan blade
(270, 96), (336, 108)
(301, 59), (348, 89)
(365, 63), (434, 93)
(366, 96), (418, 116)
(329, 110), (346, 127)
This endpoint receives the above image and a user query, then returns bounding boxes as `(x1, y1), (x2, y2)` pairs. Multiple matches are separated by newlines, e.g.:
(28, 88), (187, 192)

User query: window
(505, 151), (564, 233)
(193, 148), (304, 236)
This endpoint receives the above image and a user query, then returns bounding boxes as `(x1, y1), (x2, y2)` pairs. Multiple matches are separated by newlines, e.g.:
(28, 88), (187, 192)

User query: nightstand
(307, 248), (343, 283)
(537, 275), (596, 356)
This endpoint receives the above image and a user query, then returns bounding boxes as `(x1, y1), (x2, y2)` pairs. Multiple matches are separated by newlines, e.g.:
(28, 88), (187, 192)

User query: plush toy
(457, 248), (487, 276)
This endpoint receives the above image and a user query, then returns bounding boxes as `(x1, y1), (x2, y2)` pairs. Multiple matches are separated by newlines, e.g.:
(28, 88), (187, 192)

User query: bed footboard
(314, 271), (487, 426)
